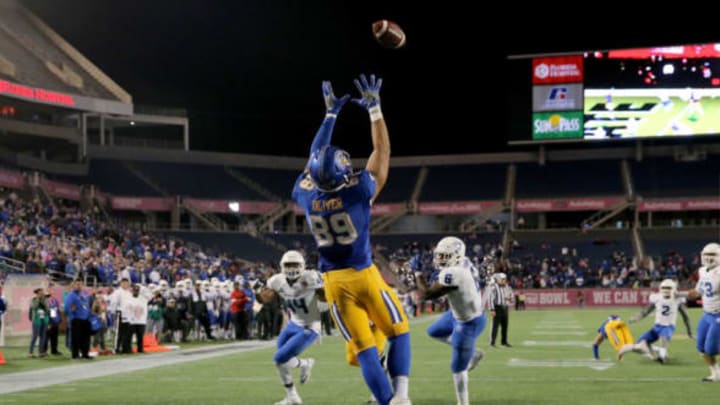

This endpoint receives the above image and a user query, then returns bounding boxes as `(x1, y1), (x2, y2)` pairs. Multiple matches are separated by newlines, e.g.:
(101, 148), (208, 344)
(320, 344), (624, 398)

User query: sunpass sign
(532, 111), (583, 140)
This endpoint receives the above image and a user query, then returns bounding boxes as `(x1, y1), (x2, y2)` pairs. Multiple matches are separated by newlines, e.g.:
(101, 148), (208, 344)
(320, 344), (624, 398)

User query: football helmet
(433, 236), (466, 269)
(659, 279), (676, 298)
(308, 145), (353, 192)
(281, 250), (306, 281)
(701, 242), (720, 269)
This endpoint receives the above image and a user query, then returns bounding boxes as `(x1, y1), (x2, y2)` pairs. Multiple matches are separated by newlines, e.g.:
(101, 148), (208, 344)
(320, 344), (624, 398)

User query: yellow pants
(323, 264), (409, 352)
(346, 323), (387, 366)
(604, 320), (634, 351)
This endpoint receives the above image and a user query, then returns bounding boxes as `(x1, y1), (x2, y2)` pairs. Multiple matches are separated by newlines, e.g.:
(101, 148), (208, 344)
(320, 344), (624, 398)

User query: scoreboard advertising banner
(531, 56), (584, 140)
(510, 43), (720, 144)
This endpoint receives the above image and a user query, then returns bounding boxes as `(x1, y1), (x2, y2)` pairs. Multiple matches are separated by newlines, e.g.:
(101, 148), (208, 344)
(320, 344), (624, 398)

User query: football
(372, 20), (406, 49)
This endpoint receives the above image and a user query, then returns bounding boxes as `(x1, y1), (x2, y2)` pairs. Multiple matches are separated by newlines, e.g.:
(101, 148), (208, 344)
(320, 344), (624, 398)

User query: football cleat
(300, 358), (315, 384)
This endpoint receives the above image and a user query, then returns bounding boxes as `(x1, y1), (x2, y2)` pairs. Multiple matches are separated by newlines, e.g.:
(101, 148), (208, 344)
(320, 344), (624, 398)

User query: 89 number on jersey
(308, 212), (358, 247)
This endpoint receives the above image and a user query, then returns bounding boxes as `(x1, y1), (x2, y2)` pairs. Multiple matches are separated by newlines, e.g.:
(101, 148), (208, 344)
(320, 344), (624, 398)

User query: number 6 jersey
(267, 269), (324, 332)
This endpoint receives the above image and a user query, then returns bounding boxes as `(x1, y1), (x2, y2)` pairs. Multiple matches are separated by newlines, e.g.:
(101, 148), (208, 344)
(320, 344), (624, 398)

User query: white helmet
(433, 236), (466, 269)
(281, 250), (306, 281)
(701, 243), (720, 269)
(659, 279), (676, 298)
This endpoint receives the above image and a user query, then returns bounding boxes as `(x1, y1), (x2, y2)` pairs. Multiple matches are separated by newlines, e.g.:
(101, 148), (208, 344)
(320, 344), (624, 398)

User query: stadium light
(228, 201), (240, 213)
(662, 64), (674, 75)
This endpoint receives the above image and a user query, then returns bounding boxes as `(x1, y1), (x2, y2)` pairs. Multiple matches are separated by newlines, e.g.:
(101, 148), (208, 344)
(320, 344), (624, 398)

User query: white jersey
(267, 270), (323, 333)
(648, 293), (685, 326)
(695, 266), (720, 313)
(438, 265), (484, 322)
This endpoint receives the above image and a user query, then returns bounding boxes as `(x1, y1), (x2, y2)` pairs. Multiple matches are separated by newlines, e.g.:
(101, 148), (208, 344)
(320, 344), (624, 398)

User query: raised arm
(353, 74), (389, 201)
(307, 81), (350, 167)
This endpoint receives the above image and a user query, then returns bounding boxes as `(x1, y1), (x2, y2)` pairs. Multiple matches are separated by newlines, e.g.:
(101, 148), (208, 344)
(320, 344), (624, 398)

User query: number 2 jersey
(696, 266), (720, 313)
(437, 265), (484, 322)
(267, 270), (324, 333)
(292, 170), (375, 272)
(647, 293), (686, 326)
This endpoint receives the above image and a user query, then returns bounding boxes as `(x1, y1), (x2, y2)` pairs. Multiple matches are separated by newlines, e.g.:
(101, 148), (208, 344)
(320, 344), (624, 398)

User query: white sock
(657, 346), (667, 359)
(452, 371), (469, 405)
(285, 357), (301, 368)
(393, 376), (409, 399)
(276, 363), (293, 385)
(712, 364), (720, 378)
(285, 384), (298, 397)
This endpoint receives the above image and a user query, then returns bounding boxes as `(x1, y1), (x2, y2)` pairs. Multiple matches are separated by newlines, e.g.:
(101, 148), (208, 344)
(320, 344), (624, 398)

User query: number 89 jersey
(292, 171), (375, 272)
(267, 270), (323, 332)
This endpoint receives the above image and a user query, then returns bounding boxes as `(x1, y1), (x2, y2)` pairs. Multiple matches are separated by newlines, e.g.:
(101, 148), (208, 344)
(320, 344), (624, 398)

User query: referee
(487, 272), (513, 347)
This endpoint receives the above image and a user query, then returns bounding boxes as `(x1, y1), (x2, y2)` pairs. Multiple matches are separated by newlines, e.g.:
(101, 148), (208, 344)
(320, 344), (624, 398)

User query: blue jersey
(292, 170), (376, 272)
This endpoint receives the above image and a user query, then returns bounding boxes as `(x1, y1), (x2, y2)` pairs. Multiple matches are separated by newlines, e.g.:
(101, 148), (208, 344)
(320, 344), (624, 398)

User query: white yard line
(0, 340), (275, 395)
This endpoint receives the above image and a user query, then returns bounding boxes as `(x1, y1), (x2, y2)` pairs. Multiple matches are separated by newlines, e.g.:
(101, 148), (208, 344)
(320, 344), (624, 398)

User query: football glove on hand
(323, 81), (350, 115)
(352, 74), (382, 110)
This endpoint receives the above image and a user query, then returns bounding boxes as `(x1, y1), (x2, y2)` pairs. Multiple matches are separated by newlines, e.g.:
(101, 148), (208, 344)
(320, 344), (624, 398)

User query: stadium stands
(516, 160), (623, 197)
(631, 156), (720, 197)
(421, 164), (506, 201)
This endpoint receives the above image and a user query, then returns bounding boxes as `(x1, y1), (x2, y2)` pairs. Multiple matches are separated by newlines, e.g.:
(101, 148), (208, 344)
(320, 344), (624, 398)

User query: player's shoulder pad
(298, 173), (315, 191)
(267, 274), (283, 290)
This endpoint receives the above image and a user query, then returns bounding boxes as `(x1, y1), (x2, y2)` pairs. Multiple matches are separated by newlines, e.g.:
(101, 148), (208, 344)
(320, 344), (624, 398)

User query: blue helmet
(309, 145), (353, 192)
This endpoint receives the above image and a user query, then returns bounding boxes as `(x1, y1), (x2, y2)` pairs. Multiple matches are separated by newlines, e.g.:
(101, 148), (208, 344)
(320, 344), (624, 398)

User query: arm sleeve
(358, 171), (377, 202)
(678, 304), (693, 337)
(636, 303), (655, 320)
(308, 116), (338, 165)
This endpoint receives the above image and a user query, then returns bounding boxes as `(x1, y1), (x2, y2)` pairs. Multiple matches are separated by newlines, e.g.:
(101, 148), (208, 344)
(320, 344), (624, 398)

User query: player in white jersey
(619, 279), (692, 363)
(687, 243), (720, 382)
(415, 237), (487, 405)
(258, 250), (324, 405)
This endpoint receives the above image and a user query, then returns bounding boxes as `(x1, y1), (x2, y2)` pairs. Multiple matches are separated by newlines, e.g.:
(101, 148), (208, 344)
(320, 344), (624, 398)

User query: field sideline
(0, 307), (717, 404)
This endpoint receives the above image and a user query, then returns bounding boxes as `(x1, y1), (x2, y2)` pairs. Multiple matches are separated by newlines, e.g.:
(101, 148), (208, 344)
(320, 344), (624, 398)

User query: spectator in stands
(91, 290), (110, 355)
(126, 284), (148, 353)
(192, 281), (214, 340)
(242, 281), (255, 339)
(230, 281), (249, 340)
(110, 278), (132, 353)
(42, 289), (63, 355)
(64, 279), (92, 359)
(147, 290), (165, 343)
(28, 288), (49, 357)
(0, 286), (5, 335)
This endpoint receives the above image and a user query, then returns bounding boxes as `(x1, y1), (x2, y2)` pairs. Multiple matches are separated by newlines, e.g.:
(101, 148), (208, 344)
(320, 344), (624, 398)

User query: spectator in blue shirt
(63, 279), (92, 360)
(42, 290), (63, 355)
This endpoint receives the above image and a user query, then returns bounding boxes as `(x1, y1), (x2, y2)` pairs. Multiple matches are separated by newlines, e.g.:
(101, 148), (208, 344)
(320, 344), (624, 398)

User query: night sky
(22, 0), (720, 157)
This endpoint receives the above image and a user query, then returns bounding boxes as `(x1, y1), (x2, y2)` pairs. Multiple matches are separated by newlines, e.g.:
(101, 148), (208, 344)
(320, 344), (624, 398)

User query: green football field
(1, 307), (718, 404)
(584, 96), (720, 137)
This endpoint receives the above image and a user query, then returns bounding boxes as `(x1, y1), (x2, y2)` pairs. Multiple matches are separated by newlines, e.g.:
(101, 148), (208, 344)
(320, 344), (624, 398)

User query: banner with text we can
(532, 111), (584, 140)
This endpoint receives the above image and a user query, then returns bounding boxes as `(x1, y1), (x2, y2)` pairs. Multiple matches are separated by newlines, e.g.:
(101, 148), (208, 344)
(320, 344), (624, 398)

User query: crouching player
(258, 250), (323, 405)
(621, 279), (692, 363)
(592, 315), (649, 361)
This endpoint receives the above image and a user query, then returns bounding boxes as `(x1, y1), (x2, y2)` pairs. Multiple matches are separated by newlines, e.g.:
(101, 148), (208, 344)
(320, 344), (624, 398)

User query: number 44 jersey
(267, 270), (324, 333)
(292, 171), (376, 272)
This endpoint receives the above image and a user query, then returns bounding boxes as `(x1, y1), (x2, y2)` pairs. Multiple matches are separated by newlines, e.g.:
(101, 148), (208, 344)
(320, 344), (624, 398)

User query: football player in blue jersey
(292, 74), (411, 405)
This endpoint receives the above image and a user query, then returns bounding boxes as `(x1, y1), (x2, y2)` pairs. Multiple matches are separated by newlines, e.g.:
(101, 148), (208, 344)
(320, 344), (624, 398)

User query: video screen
(509, 43), (720, 144)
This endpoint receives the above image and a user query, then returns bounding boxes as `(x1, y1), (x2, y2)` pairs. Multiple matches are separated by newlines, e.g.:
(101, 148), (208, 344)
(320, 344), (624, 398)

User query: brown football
(372, 20), (406, 49)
